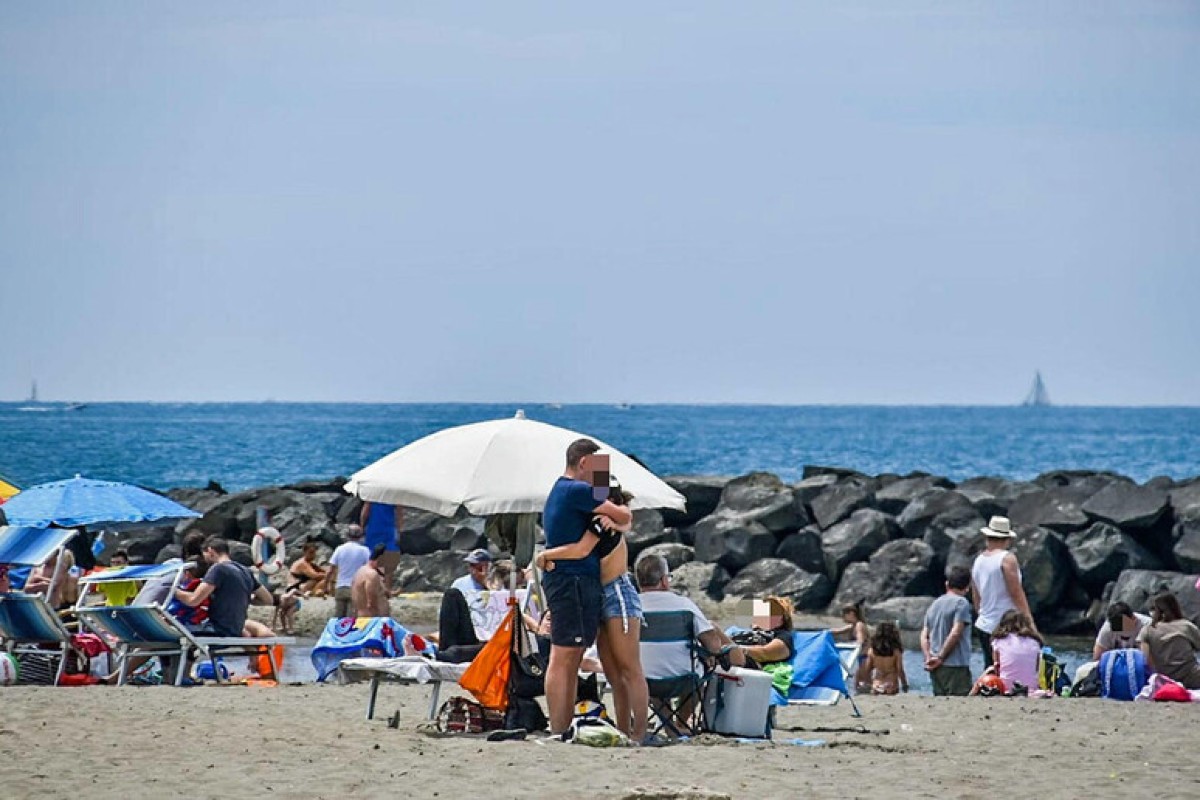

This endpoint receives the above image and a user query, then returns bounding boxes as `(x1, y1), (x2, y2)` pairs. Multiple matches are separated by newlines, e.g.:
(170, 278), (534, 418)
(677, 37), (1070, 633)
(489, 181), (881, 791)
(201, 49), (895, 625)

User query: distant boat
(17, 379), (86, 411)
(1022, 371), (1052, 407)
(615, 403), (633, 411)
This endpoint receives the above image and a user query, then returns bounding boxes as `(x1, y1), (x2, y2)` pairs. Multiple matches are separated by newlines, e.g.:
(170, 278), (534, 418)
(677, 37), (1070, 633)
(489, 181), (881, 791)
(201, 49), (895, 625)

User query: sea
(1, 402), (1197, 491)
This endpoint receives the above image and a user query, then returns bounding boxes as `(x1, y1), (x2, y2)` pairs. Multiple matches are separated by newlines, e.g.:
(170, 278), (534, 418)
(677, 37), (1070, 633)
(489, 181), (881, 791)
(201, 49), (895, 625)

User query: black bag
(503, 696), (547, 732)
(510, 622), (547, 699)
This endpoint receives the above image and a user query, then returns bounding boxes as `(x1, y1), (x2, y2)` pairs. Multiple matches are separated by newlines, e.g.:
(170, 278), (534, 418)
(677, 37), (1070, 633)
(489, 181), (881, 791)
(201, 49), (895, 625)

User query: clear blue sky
(2, 2), (1197, 405)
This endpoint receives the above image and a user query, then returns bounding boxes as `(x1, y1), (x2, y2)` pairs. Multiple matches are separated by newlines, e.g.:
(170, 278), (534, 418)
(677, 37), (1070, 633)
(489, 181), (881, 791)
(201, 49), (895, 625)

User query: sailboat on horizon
(1021, 371), (1052, 407)
(17, 379), (87, 412)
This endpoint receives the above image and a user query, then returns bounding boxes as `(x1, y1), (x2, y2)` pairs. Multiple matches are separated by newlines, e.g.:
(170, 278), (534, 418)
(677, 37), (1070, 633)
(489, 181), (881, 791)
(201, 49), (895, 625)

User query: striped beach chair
(77, 604), (202, 686)
(0, 526), (79, 685)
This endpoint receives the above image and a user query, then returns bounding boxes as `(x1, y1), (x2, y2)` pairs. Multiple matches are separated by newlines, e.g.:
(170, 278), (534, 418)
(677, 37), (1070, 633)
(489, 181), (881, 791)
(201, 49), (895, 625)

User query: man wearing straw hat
(970, 516), (1036, 669)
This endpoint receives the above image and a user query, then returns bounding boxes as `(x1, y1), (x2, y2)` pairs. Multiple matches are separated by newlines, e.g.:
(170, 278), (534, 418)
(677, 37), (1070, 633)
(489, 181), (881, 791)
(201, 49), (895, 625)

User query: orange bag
(253, 645), (286, 679)
(459, 607), (514, 710)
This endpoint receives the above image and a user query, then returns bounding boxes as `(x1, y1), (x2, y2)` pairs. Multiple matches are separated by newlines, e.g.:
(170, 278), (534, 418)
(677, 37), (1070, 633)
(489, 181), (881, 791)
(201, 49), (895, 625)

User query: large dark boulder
(180, 487), (334, 544)
(1173, 518), (1200, 573)
(821, 509), (897, 581)
(1039, 607), (1096, 636)
(828, 539), (940, 608)
(1066, 522), (1164, 595)
(1110, 569), (1200, 624)
(1011, 527), (1071, 614)
(669, 561), (730, 603)
(945, 531), (986, 572)
(724, 559), (834, 610)
(864, 596), (936, 631)
(105, 526), (175, 564)
(897, 489), (985, 562)
(714, 472), (810, 533)
(639, 543), (695, 572)
(1169, 479), (1200, 522)
(955, 478), (1039, 519)
(335, 495), (364, 525)
(393, 551), (470, 593)
(810, 478), (876, 530)
(662, 476), (729, 528)
(1007, 487), (1092, 533)
(626, 509), (677, 559)
(792, 474), (839, 506)
(165, 486), (227, 516)
(874, 475), (953, 516)
(802, 465), (868, 481)
(691, 516), (776, 572)
(1081, 482), (1169, 530)
(1034, 471), (1129, 495)
(775, 527), (825, 574)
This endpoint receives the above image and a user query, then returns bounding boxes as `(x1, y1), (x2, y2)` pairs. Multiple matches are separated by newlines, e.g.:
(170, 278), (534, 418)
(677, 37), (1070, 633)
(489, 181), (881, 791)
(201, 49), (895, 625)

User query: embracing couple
(537, 438), (647, 742)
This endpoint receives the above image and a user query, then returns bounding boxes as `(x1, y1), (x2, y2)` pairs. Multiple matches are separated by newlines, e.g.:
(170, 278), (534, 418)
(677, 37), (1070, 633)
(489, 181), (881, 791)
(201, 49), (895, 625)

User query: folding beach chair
(642, 610), (718, 738)
(782, 631), (861, 717)
(0, 526), (78, 685)
(78, 604), (202, 685)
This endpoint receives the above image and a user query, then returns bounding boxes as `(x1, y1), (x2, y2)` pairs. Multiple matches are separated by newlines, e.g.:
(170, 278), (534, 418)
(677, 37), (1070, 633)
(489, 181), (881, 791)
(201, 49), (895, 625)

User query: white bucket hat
(981, 515), (1017, 539)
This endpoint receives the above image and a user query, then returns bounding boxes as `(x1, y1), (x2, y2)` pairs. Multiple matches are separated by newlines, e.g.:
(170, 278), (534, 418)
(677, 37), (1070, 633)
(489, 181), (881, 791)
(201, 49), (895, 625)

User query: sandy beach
(3, 681), (1198, 800)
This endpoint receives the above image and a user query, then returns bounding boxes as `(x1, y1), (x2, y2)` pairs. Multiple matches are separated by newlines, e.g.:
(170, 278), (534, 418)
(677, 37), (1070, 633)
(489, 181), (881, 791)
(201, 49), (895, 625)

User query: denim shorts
(543, 571), (602, 648)
(601, 573), (644, 633)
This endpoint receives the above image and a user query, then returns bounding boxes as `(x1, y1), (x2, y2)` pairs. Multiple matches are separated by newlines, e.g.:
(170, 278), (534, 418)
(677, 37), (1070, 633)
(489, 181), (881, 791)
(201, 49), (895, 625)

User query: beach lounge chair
(641, 609), (718, 738)
(782, 630), (861, 716)
(77, 561), (295, 685)
(338, 655), (471, 720)
(0, 526), (78, 685)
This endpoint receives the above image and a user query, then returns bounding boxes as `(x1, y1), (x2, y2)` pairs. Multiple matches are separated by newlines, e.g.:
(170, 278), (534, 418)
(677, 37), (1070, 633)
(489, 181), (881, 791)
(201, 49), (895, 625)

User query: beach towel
(311, 616), (407, 681)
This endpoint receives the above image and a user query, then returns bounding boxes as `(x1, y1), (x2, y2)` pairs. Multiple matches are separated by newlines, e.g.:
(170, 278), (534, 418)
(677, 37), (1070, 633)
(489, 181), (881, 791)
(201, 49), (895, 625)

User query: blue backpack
(1099, 648), (1147, 701)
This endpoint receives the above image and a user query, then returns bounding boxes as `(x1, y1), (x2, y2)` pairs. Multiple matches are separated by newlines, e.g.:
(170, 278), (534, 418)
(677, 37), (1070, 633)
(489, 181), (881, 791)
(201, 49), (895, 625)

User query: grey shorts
(931, 665), (973, 697)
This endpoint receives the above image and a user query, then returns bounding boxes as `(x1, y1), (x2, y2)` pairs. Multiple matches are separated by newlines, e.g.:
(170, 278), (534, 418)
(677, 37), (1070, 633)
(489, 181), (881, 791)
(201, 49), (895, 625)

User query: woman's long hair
(1149, 591), (1184, 624)
(764, 595), (794, 632)
(870, 621), (903, 657)
(992, 610), (1043, 646)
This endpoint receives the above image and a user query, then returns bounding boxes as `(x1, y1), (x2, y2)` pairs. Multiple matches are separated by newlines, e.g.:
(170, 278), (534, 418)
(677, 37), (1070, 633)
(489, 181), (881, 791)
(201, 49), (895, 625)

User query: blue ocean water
(1, 403), (1197, 491)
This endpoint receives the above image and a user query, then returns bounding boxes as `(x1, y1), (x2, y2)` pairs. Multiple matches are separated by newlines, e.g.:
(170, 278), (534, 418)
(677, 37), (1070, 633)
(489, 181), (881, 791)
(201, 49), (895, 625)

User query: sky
(1, 2), (1198, 405)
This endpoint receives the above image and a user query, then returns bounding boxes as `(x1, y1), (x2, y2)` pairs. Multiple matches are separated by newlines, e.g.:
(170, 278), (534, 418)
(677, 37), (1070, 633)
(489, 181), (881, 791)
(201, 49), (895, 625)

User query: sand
(3, 681), (1198, 800)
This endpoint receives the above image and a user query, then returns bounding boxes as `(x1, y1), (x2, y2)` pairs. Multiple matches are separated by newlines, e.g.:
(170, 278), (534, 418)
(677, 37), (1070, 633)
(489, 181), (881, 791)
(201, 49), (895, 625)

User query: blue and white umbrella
(0, 475), (200, 530)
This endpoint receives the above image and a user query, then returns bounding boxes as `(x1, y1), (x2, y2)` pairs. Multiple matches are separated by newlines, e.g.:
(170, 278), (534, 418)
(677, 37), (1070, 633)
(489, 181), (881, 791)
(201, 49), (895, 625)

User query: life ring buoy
(252, 527), (286, 575)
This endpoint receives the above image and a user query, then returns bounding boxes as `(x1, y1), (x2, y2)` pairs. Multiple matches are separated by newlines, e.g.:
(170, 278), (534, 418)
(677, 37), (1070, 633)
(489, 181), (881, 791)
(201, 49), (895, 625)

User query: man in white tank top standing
(970, 516), (1036, 668)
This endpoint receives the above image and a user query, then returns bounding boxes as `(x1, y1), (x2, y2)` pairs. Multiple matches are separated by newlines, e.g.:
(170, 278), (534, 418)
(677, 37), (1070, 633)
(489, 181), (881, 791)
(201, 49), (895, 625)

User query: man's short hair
(181, 531), (206, 557)
(202, 536), (229, 555)
(112, 548), (129, 560)
(1107, 601), (1134, 631)
(566, 438), (600, 468)
(635, 552), (669, 589)
(945, 565), (971, 591)
(370, 543), (388, 561)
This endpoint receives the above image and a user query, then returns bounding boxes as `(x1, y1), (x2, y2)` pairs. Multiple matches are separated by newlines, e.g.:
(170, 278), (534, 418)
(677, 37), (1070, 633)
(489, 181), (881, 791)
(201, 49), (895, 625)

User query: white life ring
(252, 526), (286, 575)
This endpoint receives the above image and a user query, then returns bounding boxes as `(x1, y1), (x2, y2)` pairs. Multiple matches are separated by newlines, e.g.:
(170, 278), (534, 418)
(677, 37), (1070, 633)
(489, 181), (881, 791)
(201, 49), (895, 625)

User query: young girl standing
(865, 622), (908, 695)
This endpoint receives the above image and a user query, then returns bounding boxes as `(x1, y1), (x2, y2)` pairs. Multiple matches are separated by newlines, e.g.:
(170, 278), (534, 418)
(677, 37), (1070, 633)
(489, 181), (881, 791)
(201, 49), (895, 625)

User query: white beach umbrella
(345, 410), (686, 517)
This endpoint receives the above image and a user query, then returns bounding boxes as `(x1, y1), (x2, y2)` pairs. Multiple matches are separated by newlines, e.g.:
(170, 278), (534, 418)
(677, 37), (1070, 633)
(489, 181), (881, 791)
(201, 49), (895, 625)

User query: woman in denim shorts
(536, 479), (648, 744)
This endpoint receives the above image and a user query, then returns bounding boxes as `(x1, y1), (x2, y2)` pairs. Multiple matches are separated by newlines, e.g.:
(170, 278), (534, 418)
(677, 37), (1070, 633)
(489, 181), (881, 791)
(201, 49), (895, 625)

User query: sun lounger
(338, 656), (471, 721)
(77, 604), (200, 685)
(0, 526), (79, 685)
(0, 592), (74, 685)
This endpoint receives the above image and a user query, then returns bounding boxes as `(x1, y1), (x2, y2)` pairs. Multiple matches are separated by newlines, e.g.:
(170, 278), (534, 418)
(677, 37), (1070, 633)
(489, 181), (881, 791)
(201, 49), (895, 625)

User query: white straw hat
(981, 516), (1017, 539)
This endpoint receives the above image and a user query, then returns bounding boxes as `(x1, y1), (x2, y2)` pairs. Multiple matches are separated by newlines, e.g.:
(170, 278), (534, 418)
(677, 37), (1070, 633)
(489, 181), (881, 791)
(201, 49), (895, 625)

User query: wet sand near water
(3, 684), (1198, 800)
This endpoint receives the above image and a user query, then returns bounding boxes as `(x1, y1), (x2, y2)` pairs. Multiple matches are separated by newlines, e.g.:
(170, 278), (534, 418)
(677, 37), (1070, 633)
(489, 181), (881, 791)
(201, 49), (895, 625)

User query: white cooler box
(703, 666), (773, 738)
